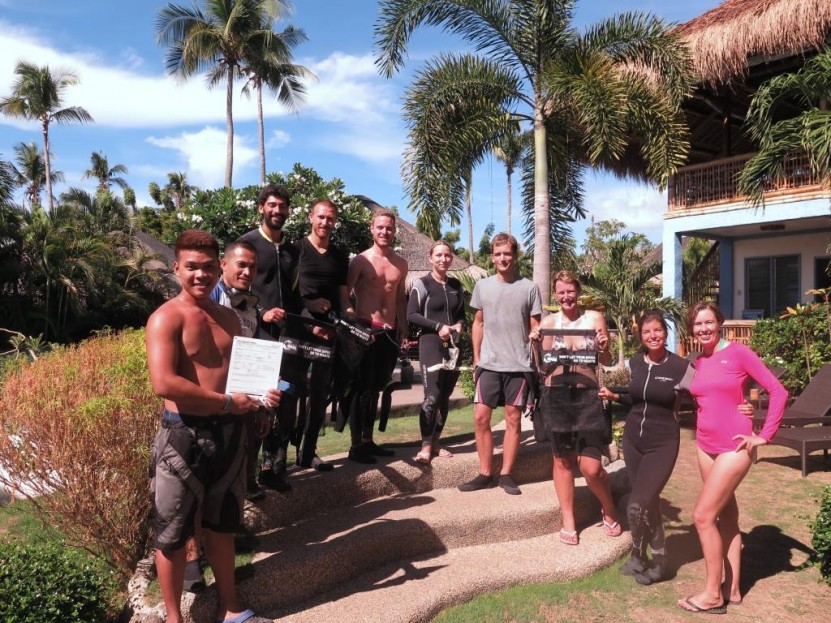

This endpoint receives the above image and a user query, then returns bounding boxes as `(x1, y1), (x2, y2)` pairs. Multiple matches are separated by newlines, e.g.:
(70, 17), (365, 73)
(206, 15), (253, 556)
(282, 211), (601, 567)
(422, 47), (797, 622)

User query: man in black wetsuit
(293, 199), (350, 471)
(238, 184), (302, 492)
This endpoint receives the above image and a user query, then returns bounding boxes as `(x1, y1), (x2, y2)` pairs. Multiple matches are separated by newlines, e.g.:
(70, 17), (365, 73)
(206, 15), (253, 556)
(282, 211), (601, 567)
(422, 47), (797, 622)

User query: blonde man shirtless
(342, 210), (408, 464)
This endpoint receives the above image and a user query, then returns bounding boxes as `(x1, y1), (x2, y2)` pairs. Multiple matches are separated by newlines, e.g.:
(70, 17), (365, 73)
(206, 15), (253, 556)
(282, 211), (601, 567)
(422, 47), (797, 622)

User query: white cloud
(583, 181), (667, 239)
(0, 24), (398, 130)
(147, 127), (258, 188)
(266, 129), (291, 149)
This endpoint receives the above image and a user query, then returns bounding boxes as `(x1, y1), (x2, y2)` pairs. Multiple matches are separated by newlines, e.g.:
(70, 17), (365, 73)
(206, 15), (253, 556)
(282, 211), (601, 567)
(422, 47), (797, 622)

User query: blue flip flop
(221, 610), (255, 623)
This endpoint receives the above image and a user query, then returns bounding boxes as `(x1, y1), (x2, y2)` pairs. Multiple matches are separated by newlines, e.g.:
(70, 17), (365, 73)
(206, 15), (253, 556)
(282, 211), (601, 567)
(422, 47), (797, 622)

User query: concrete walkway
(128, 383), (630, 623)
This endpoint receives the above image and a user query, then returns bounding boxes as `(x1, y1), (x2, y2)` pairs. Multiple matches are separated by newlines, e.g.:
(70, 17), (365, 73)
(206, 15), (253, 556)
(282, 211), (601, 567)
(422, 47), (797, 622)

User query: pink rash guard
(690, 342), (788, 454)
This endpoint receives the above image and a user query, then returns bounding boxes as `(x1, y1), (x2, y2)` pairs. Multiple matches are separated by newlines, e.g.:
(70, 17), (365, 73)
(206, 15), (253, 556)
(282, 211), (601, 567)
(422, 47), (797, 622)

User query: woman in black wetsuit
(599, 310), (693, 584)
(407, 240), (465, 464)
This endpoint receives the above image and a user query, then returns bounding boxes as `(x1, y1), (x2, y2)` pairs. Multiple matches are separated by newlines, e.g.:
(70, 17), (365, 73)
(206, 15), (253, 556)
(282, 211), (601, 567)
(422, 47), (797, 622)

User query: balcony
(668, 151), (822, 211)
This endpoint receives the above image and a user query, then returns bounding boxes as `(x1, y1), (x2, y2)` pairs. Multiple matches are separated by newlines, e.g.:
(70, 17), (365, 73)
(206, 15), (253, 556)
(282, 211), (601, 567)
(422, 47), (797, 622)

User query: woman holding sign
(533, 271), (619, 546)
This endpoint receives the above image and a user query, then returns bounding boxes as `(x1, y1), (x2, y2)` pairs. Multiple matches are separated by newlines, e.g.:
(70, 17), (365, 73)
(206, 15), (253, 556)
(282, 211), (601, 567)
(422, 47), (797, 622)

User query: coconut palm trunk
(225, 64), (235, 188)
(256, 80), (266, 185)
(532, 106), (550, 299)
(41, 117), (53, 213)
(465, 176), (474, 264)
(505, 168), (512, 235)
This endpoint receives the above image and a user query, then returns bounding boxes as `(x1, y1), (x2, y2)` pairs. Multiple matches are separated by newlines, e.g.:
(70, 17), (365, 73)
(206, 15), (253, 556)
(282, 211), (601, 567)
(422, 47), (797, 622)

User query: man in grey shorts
(146, 229), (282, 623)
(458, 233), (541, 495)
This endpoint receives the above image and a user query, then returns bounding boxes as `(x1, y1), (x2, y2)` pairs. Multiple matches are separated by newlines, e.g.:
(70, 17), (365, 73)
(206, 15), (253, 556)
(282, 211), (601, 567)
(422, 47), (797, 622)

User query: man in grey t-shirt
(459, 233), (541, 495)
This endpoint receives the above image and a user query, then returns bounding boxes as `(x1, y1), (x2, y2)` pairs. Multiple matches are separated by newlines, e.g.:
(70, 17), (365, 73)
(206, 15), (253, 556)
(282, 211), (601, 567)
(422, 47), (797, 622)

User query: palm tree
(492, 122), (526, 235)
(83, 151), (129, 193)
(0, 61), (93, 212)
(60, 187), (130, 234)
(10, 142), (65, 209)
(375, 0), (692, 304)
(739, 48), (831, 205)
(149, 171), (196, 211)
(156, 0), (293, 188)
(581, 234), (687, 365)
(240, 14), (313, 185)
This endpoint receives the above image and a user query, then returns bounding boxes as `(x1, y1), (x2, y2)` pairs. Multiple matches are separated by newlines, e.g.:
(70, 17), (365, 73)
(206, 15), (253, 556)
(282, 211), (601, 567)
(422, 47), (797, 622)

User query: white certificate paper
(225, 336), (284, 398)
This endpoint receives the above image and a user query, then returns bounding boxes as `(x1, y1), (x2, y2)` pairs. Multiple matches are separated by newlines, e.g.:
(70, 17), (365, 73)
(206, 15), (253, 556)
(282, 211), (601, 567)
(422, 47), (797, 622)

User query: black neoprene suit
(407, 274), (465, 444)
(619, 352), (694, 560)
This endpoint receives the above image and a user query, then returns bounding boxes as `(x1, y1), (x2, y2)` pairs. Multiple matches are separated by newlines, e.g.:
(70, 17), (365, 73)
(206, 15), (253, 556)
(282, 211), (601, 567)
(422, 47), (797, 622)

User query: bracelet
(221, 393), (232, 412)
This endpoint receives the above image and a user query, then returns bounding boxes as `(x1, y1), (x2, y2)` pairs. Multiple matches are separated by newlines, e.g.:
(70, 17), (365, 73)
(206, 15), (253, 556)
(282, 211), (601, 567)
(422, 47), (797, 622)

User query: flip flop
(219, 610), (255, 623)
(559, 528), (579, 545)
(433, 447), (454, 458)
(601, 512), (622, 537)
(677, 598), (727, 614)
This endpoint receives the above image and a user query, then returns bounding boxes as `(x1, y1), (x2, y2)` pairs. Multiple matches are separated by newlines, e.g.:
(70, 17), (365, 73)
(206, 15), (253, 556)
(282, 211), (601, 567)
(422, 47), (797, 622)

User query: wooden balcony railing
(668, 151), (821, 210)
(681, 320), (756, 354)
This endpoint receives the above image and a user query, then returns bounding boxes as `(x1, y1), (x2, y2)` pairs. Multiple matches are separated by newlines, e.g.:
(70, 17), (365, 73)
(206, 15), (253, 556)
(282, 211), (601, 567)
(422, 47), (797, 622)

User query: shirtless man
(459, 233), (541, 495)
(146, 229), (281, 623)
(342, 209), (408, 464)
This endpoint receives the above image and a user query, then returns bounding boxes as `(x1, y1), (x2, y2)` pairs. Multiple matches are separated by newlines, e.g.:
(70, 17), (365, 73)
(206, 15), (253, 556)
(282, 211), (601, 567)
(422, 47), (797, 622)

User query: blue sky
(0, 0), (717, 248)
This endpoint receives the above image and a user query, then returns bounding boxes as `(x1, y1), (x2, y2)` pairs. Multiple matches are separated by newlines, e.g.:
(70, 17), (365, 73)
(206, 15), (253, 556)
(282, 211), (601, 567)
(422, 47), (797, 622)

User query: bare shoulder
(390, 251), (408, 272)
(585, 309), (607, 328)
(540, 313), (558, 329)
(147, 299), (184, 334)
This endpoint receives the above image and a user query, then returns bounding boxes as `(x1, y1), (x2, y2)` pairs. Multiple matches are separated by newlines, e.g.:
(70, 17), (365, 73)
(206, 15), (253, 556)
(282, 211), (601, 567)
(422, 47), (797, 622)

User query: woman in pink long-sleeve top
(678, 302), (787, 614)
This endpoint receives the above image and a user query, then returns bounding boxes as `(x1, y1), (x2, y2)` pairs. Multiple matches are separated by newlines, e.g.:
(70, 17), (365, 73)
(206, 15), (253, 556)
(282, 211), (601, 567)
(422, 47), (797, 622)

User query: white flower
(191, 214), (203, 224)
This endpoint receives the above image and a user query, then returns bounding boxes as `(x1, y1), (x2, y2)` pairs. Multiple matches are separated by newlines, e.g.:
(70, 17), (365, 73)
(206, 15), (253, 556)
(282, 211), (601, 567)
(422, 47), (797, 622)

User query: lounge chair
(767, 427), (831, 477)
(752, 364), (831, 429)
(754, 364), (831, 477)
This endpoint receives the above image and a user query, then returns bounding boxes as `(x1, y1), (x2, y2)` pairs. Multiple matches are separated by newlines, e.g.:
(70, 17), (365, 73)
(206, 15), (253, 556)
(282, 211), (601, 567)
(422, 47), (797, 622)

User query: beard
(266, 213), (286, 230)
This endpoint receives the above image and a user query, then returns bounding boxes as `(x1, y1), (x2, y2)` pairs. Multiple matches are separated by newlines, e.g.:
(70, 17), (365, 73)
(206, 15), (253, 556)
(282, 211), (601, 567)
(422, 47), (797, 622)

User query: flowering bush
(165, 164), (374, 255)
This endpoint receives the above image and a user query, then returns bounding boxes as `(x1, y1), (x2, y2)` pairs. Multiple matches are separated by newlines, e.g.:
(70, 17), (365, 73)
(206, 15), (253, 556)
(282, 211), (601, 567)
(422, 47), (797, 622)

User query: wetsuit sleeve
(450, 278), (465, 326)
(675, 361), (696, 393)
(407, 279), (440, 333)
(740, 346), (788, 442)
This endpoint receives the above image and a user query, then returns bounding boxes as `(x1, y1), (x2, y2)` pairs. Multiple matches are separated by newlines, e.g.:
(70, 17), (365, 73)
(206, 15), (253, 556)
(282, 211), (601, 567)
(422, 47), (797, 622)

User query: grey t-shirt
(471, 275), (542, 372)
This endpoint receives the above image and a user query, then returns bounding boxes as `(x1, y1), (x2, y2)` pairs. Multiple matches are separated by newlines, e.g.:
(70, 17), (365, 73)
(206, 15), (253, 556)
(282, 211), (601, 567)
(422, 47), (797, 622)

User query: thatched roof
(677, 0), (831, 85)
(356, 195), (488, 288)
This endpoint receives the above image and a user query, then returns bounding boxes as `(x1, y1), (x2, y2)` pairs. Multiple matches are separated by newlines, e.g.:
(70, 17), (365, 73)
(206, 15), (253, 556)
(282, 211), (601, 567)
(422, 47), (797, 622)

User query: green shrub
(0, 541), (118, 623)
(811, 484), (831, 585)
(749, 303), (831, 393)
(0, 328), (159, 575)
(458, 369), (475, 400)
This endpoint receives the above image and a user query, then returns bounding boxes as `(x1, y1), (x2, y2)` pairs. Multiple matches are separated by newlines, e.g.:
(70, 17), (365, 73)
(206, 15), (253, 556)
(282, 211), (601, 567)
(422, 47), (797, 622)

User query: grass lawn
(434, 426), (831, 623)
(286, 404), (482, 466)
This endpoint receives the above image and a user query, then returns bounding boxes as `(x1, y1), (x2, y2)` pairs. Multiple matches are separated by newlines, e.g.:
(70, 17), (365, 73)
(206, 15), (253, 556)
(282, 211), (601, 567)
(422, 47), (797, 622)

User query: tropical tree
(9, 142), (65, 209)
(0, 61), (93, 212)
(581, 234), (686, 365)
(155, 0), (296, 188)
(0, 156), (18, 206)
(60, 187), (131, 235)
(739, 48), (831, 204)
(492, 122), (526, 235)
(240, 11), (313, 185)
(375, 0), (692, 304)
(83, 151), (129, 192)
(149, 171), (196, 212)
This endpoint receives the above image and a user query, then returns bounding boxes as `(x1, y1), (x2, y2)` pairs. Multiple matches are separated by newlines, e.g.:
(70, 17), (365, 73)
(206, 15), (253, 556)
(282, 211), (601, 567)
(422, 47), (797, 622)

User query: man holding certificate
(146, 229), (281, 623)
